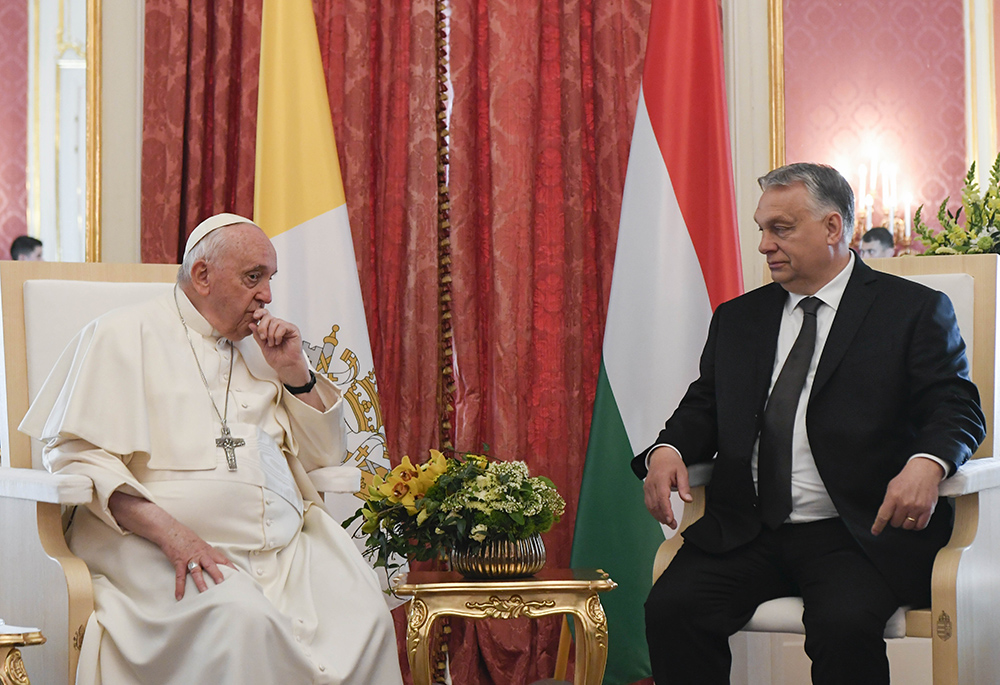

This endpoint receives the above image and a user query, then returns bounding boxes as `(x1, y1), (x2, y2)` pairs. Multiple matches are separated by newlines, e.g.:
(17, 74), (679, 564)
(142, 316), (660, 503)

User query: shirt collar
(173, 284), (220, 339)
(784, 251), (855, 314)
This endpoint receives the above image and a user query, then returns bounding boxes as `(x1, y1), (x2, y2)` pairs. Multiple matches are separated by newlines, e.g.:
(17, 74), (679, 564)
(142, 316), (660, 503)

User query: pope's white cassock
(19, 287), (403, 685)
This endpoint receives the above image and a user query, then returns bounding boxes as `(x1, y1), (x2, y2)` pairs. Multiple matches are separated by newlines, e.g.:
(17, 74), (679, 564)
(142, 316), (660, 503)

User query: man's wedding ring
(905, 516), (917, 522)
(187, 561), (200, 572)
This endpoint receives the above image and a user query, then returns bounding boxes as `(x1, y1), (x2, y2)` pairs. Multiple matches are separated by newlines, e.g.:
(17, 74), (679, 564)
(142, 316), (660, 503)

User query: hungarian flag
(570, 1), (743, 682)
(253, 0), (391, 517)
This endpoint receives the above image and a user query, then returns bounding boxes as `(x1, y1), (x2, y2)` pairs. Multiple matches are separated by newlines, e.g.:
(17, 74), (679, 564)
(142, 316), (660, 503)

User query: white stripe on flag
(269, 206), (387, 473)
(603, 88), (713, 454)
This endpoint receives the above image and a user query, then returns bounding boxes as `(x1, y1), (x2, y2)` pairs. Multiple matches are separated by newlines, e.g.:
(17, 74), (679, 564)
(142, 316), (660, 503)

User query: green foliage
(915, 154), (1000, 255)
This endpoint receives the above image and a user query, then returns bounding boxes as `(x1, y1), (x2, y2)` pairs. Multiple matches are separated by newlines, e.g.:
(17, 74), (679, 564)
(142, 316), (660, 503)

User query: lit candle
(882, 167), (890, 215)
(859, 164), (867, 206)
(904, 194), (912, 240)
(868, 157), (878, 202)
(866, 194), (874, 231)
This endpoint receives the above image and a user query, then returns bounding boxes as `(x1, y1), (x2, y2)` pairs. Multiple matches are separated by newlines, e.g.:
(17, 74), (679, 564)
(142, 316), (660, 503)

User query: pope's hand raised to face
(248, 309), (310, 384)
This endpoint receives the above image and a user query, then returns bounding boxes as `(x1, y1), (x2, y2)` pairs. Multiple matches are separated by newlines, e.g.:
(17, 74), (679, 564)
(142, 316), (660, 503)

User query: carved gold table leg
(569, 593), (610, 685)
(407, 599), (448, 685)
(0, 647), (30, 685)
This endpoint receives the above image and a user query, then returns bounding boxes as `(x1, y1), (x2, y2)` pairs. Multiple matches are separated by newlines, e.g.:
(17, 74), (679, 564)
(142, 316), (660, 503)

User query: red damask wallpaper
(0, 1), (28, 259)
(783, 0), (966, 237)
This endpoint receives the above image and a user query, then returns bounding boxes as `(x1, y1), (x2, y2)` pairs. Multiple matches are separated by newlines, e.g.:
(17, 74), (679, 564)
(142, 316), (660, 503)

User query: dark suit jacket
(632, 258), (986, 604)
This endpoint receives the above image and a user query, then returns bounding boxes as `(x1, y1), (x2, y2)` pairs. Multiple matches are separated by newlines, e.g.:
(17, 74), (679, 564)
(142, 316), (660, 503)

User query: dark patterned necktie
(758, 296), (822, 529)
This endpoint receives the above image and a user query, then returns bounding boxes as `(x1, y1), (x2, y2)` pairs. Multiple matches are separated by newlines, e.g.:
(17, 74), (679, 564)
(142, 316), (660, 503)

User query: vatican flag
(253, 0), (389, 514)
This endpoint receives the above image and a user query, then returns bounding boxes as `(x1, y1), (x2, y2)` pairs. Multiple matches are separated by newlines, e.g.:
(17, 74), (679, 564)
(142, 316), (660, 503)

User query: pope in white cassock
(19, 214), (404, 685)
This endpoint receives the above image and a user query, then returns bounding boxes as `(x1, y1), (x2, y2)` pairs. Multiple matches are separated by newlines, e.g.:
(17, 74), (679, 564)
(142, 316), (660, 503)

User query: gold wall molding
(767, 0), (784, 169)
(86, 0), (101, 262)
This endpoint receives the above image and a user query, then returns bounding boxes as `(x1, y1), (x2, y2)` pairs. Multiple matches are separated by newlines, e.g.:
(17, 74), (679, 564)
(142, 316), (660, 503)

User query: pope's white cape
(603, 88), (712, 458)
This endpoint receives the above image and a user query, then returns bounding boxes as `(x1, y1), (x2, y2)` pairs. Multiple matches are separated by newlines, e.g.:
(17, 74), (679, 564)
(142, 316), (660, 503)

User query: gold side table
(394, 568), (616, 685)
(0, 625), (45, 685)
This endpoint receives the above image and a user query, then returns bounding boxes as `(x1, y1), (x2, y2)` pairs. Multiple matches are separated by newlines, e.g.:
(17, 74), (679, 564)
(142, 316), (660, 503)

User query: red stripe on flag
(642, 0), (744, 310)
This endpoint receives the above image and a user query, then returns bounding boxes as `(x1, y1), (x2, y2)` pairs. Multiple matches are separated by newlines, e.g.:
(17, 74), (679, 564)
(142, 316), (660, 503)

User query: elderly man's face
(755, 183), (848, 295)
(203, 224), (277, 340)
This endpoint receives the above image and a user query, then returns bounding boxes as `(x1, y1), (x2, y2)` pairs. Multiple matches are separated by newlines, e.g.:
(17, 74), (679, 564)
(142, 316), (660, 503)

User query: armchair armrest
(939, 457), (1000, 497)
(685, 462), (714, 489)
(0, 468), (92, 505)
(676, 458), (1000, 497)
(308, 465), (362, 495)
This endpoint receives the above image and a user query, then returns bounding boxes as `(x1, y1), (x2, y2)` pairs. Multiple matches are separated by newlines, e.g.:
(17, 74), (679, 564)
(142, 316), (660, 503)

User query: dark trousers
(645, 518), (903, 685)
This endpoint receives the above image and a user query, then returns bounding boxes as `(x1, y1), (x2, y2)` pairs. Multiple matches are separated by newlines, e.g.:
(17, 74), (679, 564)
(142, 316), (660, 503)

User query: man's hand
(871, 457), (945, 536)
(109, 491), (236, 600)
(248, 309), (310, 385)
(643, 446), (692, 529)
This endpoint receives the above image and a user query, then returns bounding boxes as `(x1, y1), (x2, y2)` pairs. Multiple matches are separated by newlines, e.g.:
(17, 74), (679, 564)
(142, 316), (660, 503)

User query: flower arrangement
(914, 153), (1000, 255)
(344, 450), (566, 576)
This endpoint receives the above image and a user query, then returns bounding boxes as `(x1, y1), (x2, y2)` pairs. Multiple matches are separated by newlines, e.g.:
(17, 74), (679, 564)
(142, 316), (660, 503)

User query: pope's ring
(905, 517), (917, 522)
(187, 561), (200, 572)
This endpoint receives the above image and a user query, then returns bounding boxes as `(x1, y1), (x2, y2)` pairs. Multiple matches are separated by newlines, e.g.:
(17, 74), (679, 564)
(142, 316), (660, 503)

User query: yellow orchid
(377, 456), (424, 513)
(425, 450), (449, 478)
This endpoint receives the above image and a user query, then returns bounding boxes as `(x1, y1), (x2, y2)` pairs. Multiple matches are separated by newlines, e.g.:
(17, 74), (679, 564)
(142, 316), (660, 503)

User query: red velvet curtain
(312, 0), (441, 466)
(444, 0), (651, 681)
(141, 0), (262, 263)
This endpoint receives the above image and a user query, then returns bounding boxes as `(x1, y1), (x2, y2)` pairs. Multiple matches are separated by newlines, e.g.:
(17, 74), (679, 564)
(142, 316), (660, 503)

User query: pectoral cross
(217, 423), (245, 471)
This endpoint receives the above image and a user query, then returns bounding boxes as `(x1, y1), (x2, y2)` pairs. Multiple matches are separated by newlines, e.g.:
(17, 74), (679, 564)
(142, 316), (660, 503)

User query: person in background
(859, 226), (895, 259)
(10, 236), (43, 261)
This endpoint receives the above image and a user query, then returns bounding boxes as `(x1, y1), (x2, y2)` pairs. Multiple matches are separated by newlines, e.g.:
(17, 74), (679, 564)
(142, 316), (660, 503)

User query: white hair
(176, 225), (235, 284)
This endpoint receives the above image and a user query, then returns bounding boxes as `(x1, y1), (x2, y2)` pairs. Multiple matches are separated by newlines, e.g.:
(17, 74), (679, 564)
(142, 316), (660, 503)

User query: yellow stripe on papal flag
(253, 0), (389, 513)
(254, 0), (344, 231)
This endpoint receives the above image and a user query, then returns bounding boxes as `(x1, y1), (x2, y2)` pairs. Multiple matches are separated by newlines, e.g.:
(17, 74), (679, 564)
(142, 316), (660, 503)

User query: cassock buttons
(256, 568), (264, 576)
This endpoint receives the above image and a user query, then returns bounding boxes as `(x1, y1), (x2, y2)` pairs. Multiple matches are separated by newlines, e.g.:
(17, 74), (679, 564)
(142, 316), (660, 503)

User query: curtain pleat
(141, 0), (262, 263)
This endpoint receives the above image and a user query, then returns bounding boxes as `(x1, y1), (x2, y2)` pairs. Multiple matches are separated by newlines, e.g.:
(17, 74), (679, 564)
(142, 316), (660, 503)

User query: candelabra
(852, 160), (913, 255)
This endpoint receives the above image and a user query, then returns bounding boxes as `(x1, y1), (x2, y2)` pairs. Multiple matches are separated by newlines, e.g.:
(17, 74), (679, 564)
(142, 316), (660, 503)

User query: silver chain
(173, 285), (234, 428)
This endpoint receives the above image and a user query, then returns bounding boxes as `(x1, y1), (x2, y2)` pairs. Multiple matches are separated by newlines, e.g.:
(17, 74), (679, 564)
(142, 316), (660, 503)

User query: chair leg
(554, 615), (571, 681)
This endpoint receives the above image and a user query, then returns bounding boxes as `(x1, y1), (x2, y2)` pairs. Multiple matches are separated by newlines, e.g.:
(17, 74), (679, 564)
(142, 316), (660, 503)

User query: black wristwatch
(284, 370), (317, 395)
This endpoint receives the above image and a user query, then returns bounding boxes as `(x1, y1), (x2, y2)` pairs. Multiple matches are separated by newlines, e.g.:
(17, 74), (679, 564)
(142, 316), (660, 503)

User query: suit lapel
(754, 284), (787, 405)
(811, 259), (878, 396)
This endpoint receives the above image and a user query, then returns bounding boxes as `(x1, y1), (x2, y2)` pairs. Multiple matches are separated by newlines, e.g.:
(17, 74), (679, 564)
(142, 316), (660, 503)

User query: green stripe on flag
(571, 361), (666, 684)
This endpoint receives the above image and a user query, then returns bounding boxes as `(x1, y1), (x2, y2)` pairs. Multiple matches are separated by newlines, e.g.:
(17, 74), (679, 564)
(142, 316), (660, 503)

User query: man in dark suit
(634, 163), (986, 684)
